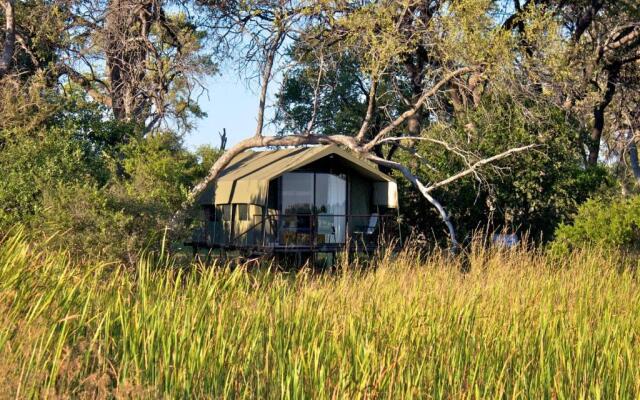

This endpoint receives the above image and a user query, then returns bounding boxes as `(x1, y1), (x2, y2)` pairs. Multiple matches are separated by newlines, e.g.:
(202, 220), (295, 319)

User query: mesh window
(222, 204), (232, 221)
(238, 204), (249, 221)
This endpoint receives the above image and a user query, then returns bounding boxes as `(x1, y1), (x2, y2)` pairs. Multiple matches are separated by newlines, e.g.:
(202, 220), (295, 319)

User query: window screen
(238, 204), (249, 221)
(222, 204), (232, 221)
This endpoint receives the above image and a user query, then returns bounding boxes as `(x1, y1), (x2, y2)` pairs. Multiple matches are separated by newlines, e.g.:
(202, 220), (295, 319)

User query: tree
(63, 0), (216, 131)
(506, 0), (640, 168)
(180, 0), (566, 249)
(1, 0), (216, 133)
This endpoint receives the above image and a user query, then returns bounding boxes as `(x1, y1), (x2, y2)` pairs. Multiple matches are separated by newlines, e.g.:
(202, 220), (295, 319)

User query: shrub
(551, 195), (640, 254)
(0, 112), (215, 262)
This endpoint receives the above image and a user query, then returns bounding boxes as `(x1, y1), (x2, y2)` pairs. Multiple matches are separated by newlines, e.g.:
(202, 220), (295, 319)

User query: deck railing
(256, 213), (399, 249)
(191, 213), (400, 251)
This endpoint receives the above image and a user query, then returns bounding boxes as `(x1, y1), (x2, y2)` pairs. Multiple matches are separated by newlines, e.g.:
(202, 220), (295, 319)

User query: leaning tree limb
(182, 54), (423, 212)
(170, 133), (359, 228)
(172, 124), (535, 251)
(365, 155), (460, 250)
(363, 66), (480, 152)
(254, 29), (285, 138)
(424, 144), (537, 192)
(365, 144), (535, 249)
(355, 78), (377, 142)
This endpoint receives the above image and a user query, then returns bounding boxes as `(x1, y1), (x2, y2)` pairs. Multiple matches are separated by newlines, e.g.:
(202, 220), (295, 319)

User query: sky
(183, 71), (279, 151)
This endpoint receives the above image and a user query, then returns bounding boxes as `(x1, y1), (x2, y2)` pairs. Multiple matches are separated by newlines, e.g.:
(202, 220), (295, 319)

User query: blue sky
(184, 71), (279, 151)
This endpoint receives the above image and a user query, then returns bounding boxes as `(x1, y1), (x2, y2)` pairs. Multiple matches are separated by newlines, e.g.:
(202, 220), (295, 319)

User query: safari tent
(189, 145), (400, 260)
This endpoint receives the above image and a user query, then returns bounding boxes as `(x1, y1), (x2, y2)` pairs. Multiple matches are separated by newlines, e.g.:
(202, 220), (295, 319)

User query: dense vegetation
(1, 231), (639, 398)
(1, 0), (638, 258)
(0, 96), (218, 262)
(1, 1), (639, 396)
(552, 195), (640, 254)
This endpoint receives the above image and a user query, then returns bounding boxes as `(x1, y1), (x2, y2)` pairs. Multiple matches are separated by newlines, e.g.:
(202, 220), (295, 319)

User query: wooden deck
(185, 213), (401, 259)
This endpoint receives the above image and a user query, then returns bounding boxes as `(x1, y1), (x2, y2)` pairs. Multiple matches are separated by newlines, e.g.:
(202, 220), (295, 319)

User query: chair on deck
(353, 213), (379, 247)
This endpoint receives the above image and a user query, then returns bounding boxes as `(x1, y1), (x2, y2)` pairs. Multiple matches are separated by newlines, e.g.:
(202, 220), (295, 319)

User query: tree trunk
(0, 0), (16, 78)
(587, 63), (621, 166)
(105, 0), (153, 123)
(629, 136), (640, 185)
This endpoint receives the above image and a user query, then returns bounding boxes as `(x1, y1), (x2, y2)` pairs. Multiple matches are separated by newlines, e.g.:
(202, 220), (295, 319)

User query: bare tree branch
(623, 110), (640, 184)
(304, 53), (324, 135)
(356, 78), (377, 142)
(393, 143), (439, 172)
(219, 128), (227, 151)
(378, 136), (476, 167)
(176, 133), (358, 215)
(254, 28), (285, 138)
(425, 144), (537, 192)
(366, 154), (459, 250)
(363, 66), (480, 151)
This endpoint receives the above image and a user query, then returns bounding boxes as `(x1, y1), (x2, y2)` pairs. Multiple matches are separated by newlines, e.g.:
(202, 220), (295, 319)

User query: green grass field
(1, 230), (639, 399)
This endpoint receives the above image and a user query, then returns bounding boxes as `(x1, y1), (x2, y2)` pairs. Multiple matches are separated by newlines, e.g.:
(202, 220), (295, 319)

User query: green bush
(551, 195), (640, 254)
(396, 98), (611, 243)
(0, 96), (217, 262)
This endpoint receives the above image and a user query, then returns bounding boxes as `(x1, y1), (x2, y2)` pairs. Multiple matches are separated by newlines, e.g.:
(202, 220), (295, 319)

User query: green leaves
(551, 195), (640, 254)
(0, 95), (218, 262)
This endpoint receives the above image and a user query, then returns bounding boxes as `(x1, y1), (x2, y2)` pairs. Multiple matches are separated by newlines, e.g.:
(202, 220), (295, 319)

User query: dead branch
(623, 110), (640, 184)
(356, 78), (377, 141)
(425, 144), (537, 192)
(362, 66), (480, 151)
(219, 128), (228, 151)
(254, 29), (285, 138)
(366, 154), (459, 250)
(304, 53), (325, 135)
(171, 132), (360, 229)
(378, 136), (476, 167)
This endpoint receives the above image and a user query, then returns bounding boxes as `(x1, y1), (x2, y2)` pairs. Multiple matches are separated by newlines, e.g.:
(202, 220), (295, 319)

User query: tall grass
(1, 230), (639, 399)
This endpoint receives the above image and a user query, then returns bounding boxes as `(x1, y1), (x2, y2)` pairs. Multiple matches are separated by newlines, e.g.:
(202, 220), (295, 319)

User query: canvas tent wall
(197, 145), (398, 208)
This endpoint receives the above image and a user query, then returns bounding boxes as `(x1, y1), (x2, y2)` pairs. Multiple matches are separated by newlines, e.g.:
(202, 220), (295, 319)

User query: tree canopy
(0, 0), (638, 259)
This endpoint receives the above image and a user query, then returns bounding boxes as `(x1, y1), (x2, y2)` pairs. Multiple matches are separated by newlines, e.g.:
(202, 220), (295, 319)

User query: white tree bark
(624, 112), (640, 185)
(365, 155), (459, 250)
(0, 0), (16, 78)
(628, 133), (640, 184)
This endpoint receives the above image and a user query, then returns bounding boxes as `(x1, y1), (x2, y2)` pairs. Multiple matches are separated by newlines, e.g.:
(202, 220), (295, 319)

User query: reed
(1, 230), (639, 399)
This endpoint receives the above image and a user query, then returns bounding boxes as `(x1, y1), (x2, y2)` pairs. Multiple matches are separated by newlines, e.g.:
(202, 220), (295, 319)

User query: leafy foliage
(398, 98), (611, 242)
(0, 93), (216, 262)
(276, 52), (368, 136)
(551, 195), (640, 254)
(1, 0), (638, 254)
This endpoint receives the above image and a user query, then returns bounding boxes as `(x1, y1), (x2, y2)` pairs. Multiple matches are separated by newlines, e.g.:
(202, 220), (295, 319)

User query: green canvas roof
(199, 145), (395, 206)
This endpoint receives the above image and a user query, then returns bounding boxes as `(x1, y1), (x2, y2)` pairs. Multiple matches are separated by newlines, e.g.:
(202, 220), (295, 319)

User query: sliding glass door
(280, 172), (347, 245)
(280, 173), (314, 245)
(315, 174), (347, 243)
